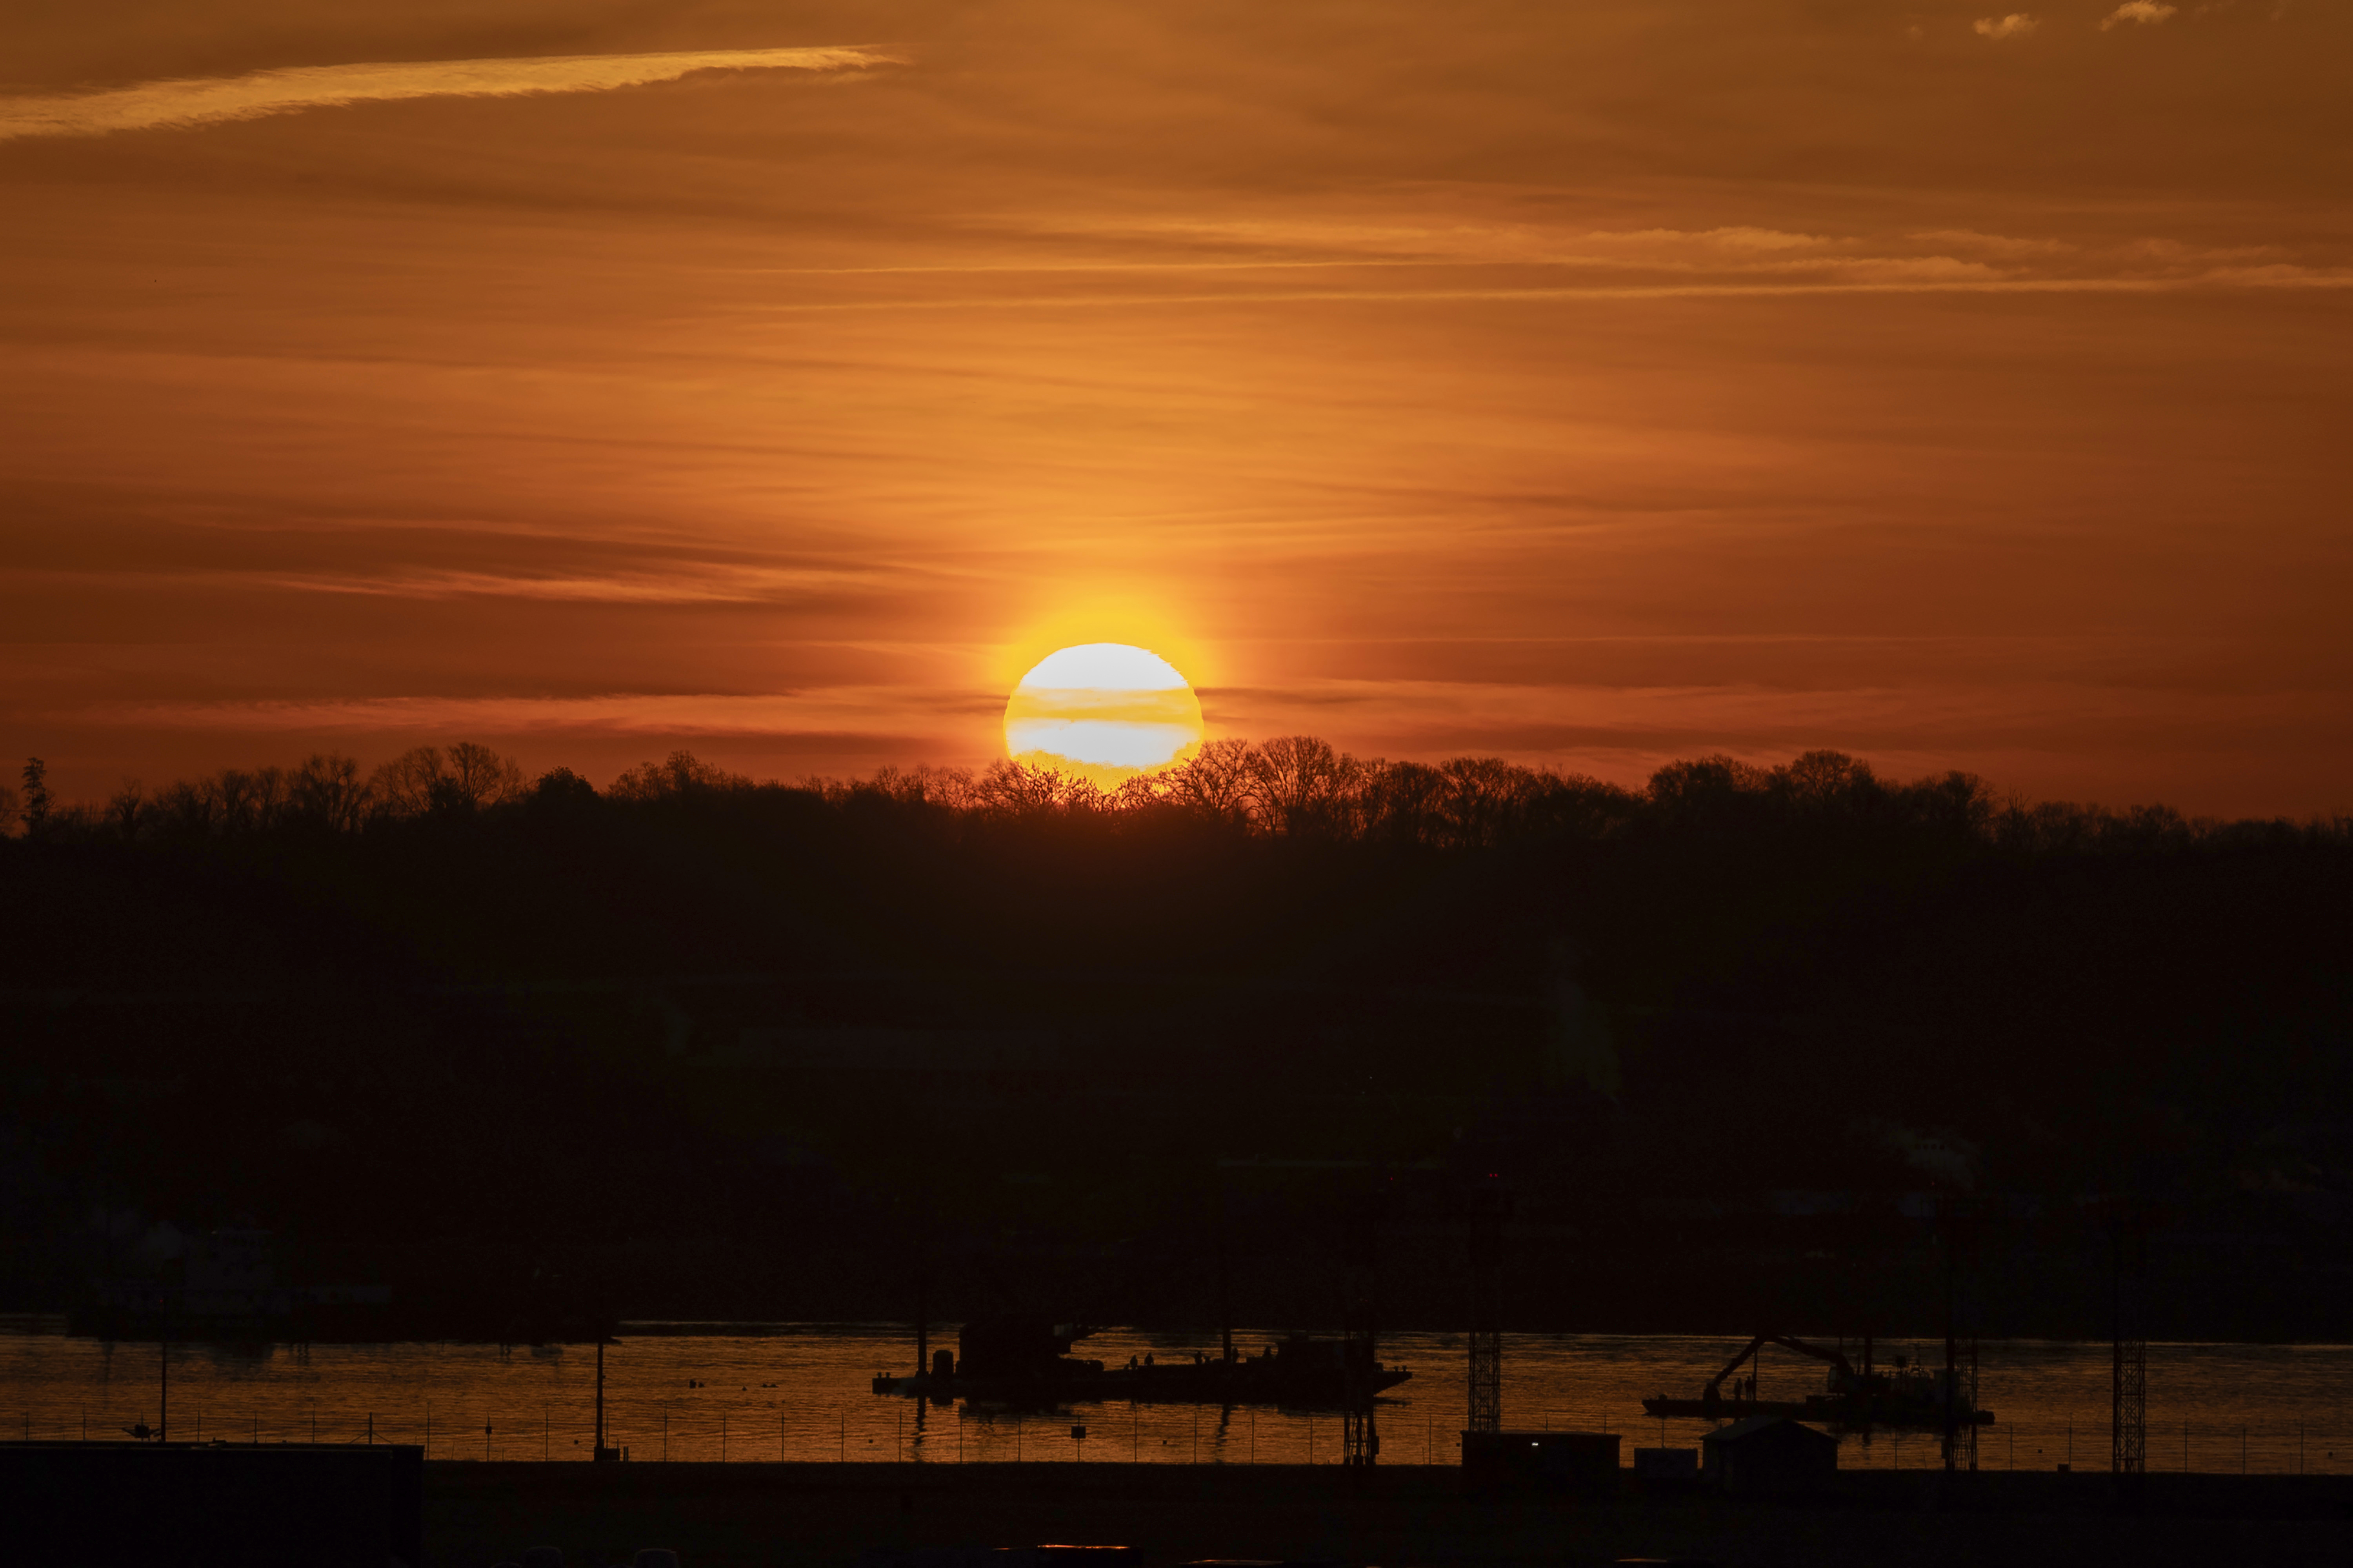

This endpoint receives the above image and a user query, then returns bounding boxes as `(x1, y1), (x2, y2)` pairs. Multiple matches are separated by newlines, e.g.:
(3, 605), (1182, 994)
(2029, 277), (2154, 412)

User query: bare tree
(849, 765), (975, 810)
(373, 741), (525, 816)
(1247, 735), (1360, 835)
(291, 753), (371, 832)
(1776, 749), (1878, 808)
(1155, 737), (1257, 823)
(1439, 756), (1545, 849)
(1900, 770), (1997, 842)
(1645, 754), (1772, 827)
(369, 747), (445, 818)
(153, 778), (221, 838)
(445, 741), (525, 809)
(105, 781), (147, 841)
(215, 769), (255, 833)
(235, 767), (289, 832)
(970, 758), (1102, 815)
(20, 758), (51, 837)
(1108, 771), (1171, 814)
(1357, 758), (1447, 846)
(1524, 771), (1640, 840)
(609, 751), (754, 802)
(904, 765), (977, 810)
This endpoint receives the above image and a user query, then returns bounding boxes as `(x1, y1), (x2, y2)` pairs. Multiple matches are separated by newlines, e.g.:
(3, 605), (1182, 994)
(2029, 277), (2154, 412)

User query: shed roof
(1702, 1416), (1836, 1446)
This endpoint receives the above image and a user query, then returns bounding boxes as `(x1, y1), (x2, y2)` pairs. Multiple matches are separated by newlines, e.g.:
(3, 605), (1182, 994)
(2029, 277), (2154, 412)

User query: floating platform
(875, 1326), (1411, 1410)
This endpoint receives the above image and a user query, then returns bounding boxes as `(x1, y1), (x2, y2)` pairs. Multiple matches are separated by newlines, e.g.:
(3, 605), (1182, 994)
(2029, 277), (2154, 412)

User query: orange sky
(5, 2), (2349, 814)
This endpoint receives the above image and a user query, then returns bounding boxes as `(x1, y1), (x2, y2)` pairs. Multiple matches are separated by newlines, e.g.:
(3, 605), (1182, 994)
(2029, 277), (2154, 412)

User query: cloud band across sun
(1004, 644), (1206, 786)
(0, 46), (898, 142)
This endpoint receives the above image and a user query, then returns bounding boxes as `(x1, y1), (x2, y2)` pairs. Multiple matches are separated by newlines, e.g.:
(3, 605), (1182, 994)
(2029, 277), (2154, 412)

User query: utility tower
(2111, 1208), (2147, 1480)
(593, 1337), (619, 1462)
(1339, 1190), (1383, 1465)
(1465, 1183), (1510, 1436)
(1939, 1197), (1980, 1474)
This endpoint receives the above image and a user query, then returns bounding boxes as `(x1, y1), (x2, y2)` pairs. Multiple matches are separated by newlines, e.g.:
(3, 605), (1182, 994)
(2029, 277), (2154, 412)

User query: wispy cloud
(0, 46), (897, 142)
(2102, 2), (2178, 26)
(1974, 14), (2042, 38)
(231, 564), (884, 604)
(1909, 229), (2075, 258)
(746, 218), (2352, 312)
(16, 559), (898, 605)
(99, 690), (984, 740)
(746, 271), (2353, 316)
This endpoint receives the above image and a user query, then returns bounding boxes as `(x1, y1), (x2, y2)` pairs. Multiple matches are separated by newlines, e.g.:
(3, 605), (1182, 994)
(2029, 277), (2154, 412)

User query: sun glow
(1004, 642), (1205, 787)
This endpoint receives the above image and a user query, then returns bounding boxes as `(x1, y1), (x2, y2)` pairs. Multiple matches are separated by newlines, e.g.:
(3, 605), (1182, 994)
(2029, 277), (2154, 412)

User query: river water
(3, 1319), (2347, 1474)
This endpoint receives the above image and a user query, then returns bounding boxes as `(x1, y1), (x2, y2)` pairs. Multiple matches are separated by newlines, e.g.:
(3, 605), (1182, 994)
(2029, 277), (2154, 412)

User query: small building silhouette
(7, 1442), (422, 1566)
(1700, 1417), (1837, 1496)
(1461, 1430), (1620, 1495)
(1633, 1446), (1700, 1484)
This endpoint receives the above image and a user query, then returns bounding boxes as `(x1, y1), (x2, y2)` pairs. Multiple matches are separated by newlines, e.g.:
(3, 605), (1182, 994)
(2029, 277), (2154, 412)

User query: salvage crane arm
(1701, 1334), (1858, 1401)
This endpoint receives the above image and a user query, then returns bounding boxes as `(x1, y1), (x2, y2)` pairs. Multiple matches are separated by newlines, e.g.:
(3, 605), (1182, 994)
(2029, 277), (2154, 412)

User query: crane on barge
(1641, 1332), (1992, 1430)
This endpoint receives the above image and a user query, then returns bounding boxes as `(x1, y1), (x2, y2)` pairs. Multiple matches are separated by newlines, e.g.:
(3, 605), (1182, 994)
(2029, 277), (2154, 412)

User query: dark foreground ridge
(6, 740), (2350, 1339)
(425, 1461), (2351, 1568)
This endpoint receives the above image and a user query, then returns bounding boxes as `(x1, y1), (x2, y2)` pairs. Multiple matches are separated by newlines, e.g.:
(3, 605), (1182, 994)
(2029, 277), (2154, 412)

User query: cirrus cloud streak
(0, 46), (898, 142)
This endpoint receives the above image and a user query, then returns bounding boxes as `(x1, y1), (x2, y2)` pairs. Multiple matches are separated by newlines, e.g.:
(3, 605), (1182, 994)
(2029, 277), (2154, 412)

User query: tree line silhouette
(9, 742), (525, 841)
(13, 737), (2340, 857)
(4, 736), (2349, 1334)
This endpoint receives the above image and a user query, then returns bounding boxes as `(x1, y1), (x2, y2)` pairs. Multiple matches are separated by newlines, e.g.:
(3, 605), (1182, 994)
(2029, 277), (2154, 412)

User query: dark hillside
(3, 745), (2348, 1337)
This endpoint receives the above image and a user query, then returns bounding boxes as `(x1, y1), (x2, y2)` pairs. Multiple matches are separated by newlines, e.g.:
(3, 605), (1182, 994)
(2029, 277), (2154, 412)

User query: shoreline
(5, 1316), (2351, 1350)
(419, 1461), (2353, 1568)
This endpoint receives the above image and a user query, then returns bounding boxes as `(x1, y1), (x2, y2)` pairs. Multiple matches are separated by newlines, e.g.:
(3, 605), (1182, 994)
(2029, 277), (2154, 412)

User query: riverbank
(423, 1461), (2353, 1568)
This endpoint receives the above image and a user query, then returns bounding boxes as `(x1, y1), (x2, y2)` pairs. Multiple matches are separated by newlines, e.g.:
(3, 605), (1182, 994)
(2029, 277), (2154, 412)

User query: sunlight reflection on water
(2, 1323), (2347, 1473)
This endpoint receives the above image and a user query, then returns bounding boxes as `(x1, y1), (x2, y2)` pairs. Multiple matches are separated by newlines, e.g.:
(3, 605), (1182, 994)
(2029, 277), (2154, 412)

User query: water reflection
(0, 1323), (2346, 1474)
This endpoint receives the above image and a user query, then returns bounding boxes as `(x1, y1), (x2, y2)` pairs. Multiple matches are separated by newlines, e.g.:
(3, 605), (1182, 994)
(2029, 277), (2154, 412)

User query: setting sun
(1004, 643), (1205, 787)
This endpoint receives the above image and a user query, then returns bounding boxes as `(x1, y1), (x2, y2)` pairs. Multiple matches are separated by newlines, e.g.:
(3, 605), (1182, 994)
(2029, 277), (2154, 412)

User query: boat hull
(876, 1362), (1411, 1410)
(1640, 1395), (1993, 1429)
